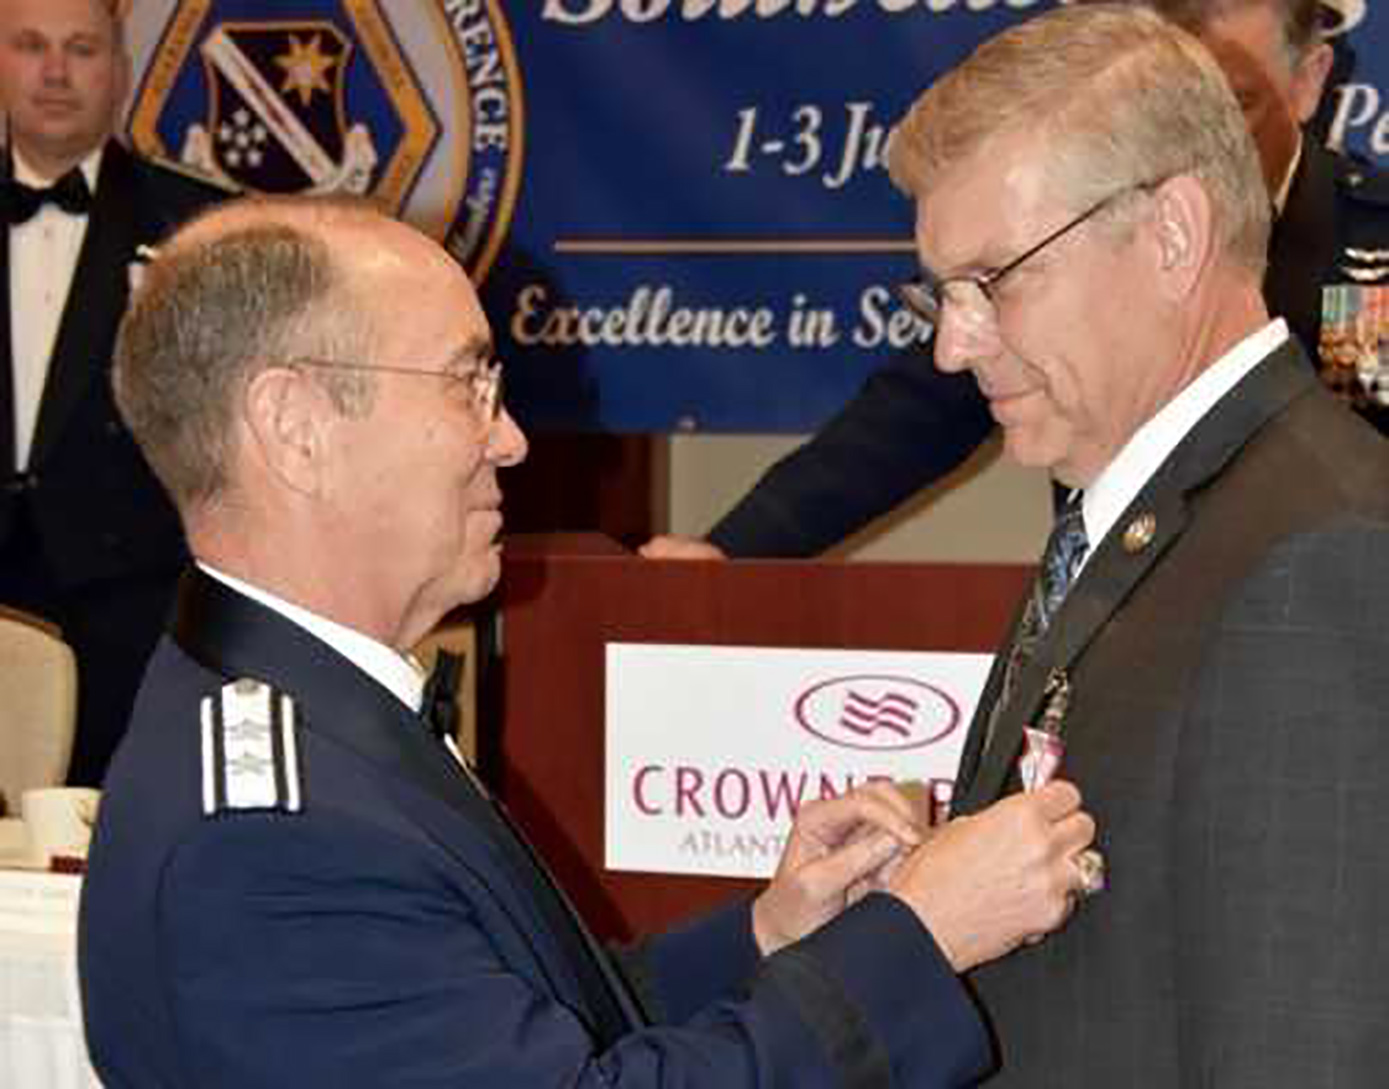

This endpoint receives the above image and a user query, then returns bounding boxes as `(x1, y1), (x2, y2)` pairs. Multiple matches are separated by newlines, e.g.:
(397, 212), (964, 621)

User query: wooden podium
(490, 533), (1031, 941)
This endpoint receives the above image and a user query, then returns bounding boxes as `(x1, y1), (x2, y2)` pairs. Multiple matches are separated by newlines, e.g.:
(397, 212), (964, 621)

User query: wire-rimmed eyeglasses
(289, 356), (504, 421)
(897, 179), (1163, 326)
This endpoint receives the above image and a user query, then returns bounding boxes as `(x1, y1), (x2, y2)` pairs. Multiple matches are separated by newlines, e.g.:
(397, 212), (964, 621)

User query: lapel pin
(1122, 512), (1157, 554)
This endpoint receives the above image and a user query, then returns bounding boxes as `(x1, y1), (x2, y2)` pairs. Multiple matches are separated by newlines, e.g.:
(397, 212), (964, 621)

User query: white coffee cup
(20, 788), (100, 863)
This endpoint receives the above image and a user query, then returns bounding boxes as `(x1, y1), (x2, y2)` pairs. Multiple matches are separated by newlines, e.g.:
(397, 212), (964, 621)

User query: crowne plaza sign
(605, 644), (992, 879)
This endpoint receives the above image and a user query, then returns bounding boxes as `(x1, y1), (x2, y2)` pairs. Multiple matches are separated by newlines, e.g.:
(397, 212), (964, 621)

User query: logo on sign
(124, 1), (524, 283)
(793, 674), (960, 752)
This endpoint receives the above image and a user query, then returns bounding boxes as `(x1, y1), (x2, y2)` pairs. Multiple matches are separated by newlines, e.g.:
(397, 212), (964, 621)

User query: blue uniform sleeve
(708, 343), (994, 558)
(153, 815), (988, 1089)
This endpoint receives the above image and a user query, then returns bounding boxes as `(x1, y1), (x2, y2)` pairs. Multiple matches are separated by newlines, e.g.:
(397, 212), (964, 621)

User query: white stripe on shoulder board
(201, 678), (303, 816)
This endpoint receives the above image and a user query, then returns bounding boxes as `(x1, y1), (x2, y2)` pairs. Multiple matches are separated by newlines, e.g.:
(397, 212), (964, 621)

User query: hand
(888, 780), (1095, 972)
(753, 782), (925, 956)
(638, 535), (728, 561)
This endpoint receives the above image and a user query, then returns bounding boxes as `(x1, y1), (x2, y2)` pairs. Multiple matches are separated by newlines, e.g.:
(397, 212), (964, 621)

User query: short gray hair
(888, 3), (1270, 273)
(113, 200), (377, 512)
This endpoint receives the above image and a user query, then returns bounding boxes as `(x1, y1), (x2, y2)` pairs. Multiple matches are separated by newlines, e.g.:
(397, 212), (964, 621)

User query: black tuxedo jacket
(952, 342), (1389, 1085)
(0, 139), (226, 588)
(710, 139), (1388, 558)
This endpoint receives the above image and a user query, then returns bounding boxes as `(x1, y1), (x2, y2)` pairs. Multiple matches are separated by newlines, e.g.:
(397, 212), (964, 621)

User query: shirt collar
(197, 562), (426, 713)
(1080, 318), (1288, 566)
(12, 144), (103, 194)
(1272, 137), (1302, 218)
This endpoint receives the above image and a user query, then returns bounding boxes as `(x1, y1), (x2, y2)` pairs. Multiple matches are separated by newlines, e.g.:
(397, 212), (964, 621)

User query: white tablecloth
(0, 871), (101, 1088)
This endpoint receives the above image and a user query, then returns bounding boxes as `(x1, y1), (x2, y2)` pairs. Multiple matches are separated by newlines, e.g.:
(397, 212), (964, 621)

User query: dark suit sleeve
(708, 344), (995, 558)
(1172, 517), (1389, 1086)
(156, 816), (989, 1089)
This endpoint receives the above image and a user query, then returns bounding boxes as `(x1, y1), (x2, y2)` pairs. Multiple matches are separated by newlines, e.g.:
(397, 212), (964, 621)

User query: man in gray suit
(889, 5), (1389, 1084)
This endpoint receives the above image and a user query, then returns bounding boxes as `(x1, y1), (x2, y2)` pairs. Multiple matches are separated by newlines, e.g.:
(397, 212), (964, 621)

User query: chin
(456, 557), (502, 607)
(1001, 427), (1053, 470)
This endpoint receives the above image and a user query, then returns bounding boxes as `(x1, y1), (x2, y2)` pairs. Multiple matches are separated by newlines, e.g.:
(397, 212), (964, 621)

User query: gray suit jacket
(953, 339), (1389, 1086)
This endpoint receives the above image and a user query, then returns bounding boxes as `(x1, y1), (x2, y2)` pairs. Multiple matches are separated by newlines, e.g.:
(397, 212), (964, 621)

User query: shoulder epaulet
(142, 153), (242, 195)
(200, 678), (303, 817)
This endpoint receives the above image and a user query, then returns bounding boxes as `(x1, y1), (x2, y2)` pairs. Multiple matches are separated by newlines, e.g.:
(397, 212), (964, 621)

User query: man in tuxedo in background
(642, 0), (1387, 563)
(79, 195), (1098, 1087)
(885, 5), (1388, 1083)
(0, 0), (229, 785)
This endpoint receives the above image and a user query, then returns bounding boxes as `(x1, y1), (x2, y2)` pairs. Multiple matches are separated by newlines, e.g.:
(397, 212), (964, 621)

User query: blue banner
(122, 0), (1389, 433)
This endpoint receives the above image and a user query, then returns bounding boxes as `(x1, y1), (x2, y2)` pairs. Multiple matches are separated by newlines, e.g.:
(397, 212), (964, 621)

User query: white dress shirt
(8, 147), (103, 470)
(1080, 319), (1290, 568)
(198, 562), (426, 713)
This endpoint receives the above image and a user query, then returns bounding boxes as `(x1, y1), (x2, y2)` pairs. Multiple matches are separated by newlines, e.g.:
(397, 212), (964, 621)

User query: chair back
(0, 607), (77, 816)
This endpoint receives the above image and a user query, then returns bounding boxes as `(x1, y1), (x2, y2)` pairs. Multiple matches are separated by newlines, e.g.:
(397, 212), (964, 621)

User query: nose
(932, 291), (1000, 375)
(40, 47), (70, 86)
(486, 407), (528, 468)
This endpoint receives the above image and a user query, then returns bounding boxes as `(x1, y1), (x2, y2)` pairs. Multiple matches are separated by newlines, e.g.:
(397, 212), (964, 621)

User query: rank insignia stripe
(200, 678), (303, 817)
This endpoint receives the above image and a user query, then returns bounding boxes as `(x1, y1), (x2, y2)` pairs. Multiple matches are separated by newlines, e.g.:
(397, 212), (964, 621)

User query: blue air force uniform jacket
(78, 569), (989, 1088)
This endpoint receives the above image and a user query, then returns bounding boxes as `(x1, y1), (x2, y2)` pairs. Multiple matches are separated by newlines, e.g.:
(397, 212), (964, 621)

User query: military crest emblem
(180, 21), (377, 194)
(124, 1), (523, 283)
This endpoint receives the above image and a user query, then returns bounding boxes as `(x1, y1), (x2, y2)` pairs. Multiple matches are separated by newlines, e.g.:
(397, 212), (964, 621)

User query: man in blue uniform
(0, 0), (230, 786)
(642, 0), (1387, 563)
(78, 196), (1097, 1088)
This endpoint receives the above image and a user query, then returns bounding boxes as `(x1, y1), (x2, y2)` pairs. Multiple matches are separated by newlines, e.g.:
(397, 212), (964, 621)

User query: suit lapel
(28, 141), (140, 469)
(956, 343), (1317, 811)
(952, 593), (1027, 794)
(171, 567), (504, 826)
(170, 568), (644, 1042)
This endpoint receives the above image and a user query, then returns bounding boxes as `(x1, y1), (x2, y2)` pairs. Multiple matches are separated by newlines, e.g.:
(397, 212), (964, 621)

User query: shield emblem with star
(184, 21), (375, 193)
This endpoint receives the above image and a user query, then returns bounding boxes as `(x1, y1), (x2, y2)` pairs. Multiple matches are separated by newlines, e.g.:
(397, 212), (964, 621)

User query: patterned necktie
(984, 495), (1090, 747)
(3, 168), (92, 225)
(1032, 494), (1090, 633)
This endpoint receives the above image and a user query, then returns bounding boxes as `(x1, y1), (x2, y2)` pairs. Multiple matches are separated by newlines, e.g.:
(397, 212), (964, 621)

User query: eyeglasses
(898, 180), (1161, 326)
(289, 356), (504, 421)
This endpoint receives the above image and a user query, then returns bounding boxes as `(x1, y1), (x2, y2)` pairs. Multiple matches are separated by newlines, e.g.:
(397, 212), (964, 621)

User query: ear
(1148, 174), (1212, 302)
(242, 366), (330, 498)
(1290, 41), (1333, 126)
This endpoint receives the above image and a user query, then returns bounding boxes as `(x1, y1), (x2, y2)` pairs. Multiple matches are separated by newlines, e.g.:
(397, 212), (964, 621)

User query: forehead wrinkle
(919, 141), (1046, 278)
(1, 0), (119, 43)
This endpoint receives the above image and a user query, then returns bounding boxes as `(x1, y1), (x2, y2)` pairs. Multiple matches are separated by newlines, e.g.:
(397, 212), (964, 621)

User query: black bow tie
(420, 650), (463, 742)
(4, 168), (93, 225)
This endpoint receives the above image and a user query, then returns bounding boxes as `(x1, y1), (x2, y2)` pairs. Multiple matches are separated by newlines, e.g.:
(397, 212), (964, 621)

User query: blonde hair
(888, 3), (1270, 272)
